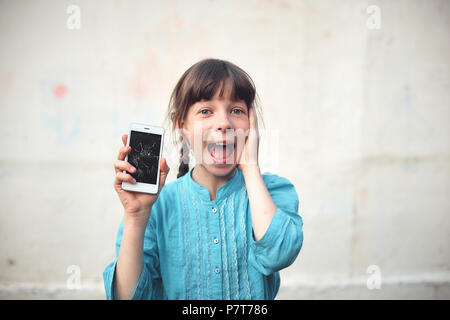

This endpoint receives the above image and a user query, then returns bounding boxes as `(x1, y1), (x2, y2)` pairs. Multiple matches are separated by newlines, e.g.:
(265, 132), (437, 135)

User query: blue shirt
(103, 167), (303, 300)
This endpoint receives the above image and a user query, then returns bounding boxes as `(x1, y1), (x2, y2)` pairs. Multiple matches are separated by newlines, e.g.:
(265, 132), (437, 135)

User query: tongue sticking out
(210, 144), (234, 162)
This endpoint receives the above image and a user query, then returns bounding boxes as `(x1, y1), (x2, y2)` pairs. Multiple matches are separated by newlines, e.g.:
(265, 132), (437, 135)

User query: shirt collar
(183, 166), (243, 203)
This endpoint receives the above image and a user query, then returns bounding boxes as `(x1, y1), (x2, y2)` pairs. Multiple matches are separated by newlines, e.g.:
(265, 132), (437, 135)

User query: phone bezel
(121, 122), (164, 194)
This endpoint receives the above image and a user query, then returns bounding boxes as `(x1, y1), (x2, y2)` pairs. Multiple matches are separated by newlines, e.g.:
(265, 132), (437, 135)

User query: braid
(177, 137), (190, 178)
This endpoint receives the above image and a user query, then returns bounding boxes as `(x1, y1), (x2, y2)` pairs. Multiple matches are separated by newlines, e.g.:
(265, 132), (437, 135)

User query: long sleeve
(102, 200), (165, 300)
(248, 174), (303, 276)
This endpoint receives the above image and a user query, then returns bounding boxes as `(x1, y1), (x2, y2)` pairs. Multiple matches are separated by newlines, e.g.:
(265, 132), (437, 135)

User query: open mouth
(206, 141), (235, 165)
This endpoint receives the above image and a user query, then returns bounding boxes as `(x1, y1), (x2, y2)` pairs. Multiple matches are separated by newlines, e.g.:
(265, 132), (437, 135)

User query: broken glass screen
(128, 131), (162, 185)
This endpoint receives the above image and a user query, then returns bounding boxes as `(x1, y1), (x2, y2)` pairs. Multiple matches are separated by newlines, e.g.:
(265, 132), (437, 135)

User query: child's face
(179, 81), (250, 177)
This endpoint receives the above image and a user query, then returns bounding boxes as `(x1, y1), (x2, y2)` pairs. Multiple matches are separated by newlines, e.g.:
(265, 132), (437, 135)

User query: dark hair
(165, 58), (263, 178)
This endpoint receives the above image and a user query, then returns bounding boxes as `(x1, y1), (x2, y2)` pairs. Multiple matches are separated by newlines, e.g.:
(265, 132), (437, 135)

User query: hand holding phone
(113, 123), (170, 220)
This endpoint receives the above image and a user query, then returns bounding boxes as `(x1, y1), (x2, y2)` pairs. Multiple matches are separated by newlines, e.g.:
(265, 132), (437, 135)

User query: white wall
(0, 0), (449, 299)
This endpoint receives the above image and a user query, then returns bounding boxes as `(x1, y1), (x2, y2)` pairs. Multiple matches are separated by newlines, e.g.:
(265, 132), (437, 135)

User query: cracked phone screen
(127, 130), (162, 185)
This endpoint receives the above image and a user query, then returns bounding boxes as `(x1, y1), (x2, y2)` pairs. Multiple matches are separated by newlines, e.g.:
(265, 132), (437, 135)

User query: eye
(232, 108), (245, 115)
(200, 109), (211, 115)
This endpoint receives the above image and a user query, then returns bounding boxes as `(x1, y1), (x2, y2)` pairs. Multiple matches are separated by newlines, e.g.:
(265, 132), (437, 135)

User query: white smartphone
(122, 122), (165, 194)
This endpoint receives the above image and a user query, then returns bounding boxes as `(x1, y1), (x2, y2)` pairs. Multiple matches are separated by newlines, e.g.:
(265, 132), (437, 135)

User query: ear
(178, 119), (187, 130)
(175, 119), (183, 130)
(176, 120), (189, 143)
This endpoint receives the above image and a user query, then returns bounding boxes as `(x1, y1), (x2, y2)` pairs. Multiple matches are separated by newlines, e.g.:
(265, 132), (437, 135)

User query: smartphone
(122, 122), (164, 194)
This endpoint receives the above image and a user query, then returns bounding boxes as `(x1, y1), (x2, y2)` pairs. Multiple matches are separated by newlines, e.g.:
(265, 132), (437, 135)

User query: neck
(191, 165), (237, 201)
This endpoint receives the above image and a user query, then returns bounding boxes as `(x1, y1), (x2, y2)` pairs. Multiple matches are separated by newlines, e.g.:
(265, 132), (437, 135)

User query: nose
(215, 110), (232, 132)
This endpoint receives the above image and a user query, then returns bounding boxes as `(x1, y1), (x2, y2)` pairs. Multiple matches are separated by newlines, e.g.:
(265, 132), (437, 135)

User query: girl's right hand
(113, 134), (170, 221)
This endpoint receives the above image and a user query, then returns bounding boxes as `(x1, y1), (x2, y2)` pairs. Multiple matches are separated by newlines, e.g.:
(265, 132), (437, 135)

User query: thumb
(158, 158), (170, 190)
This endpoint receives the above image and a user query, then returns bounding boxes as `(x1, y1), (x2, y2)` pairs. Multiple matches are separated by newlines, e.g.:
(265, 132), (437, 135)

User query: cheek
(235, 117), (250, 131)
(187, 128), (209, 153)
(184, 119), (208, 145)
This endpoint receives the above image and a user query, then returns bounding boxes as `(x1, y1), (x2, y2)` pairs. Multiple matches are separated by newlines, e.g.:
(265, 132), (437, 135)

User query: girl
(104, 58), (303, 300)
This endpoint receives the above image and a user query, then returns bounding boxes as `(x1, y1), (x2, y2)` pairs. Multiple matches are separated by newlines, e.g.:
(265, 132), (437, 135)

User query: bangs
(185, 59), (256, 109)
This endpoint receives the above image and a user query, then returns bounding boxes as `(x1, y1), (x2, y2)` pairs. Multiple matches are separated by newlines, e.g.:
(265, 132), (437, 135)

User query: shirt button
(213, 238), (219, 244)
(212, 208), (217, 213)
(215, 267), (220, 274)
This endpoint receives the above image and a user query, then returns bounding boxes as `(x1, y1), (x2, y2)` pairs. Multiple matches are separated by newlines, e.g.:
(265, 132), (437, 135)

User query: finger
(249, 106), (257, 130)
(161, 157), (170, 173)
(114, 159), (136, 175)
(249, 107), (259, 141)
(115, 171), (136, 184)
(122, 134), (128, 146)
(253, 107), (258, 131)
(158, 158), (170, 190)
(117, 145), (132, 161)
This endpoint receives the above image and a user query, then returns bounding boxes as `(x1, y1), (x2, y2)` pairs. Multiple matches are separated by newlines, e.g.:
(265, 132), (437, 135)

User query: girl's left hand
(238, 105), (260, 173)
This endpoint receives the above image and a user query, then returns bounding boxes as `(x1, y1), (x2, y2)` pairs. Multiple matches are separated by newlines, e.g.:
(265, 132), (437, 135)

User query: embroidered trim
(228, 193), (239, 299)
(239, 185), (252, 299)
(219, 199), (230, 299)
(200, 198), (212, 300)
(180, 181), (191, 299)
(191, 194), (204, 299)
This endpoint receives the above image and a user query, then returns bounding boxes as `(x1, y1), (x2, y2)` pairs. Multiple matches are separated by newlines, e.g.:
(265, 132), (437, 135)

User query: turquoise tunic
(103, 167), (303, 299)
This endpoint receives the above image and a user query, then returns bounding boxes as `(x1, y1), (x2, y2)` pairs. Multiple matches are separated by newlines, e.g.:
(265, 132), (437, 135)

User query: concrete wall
(0, 0), (449, 299)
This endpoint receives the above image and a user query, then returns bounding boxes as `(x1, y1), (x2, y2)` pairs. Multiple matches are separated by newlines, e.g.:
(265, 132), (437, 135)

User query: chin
(202, 163), (237, 177)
